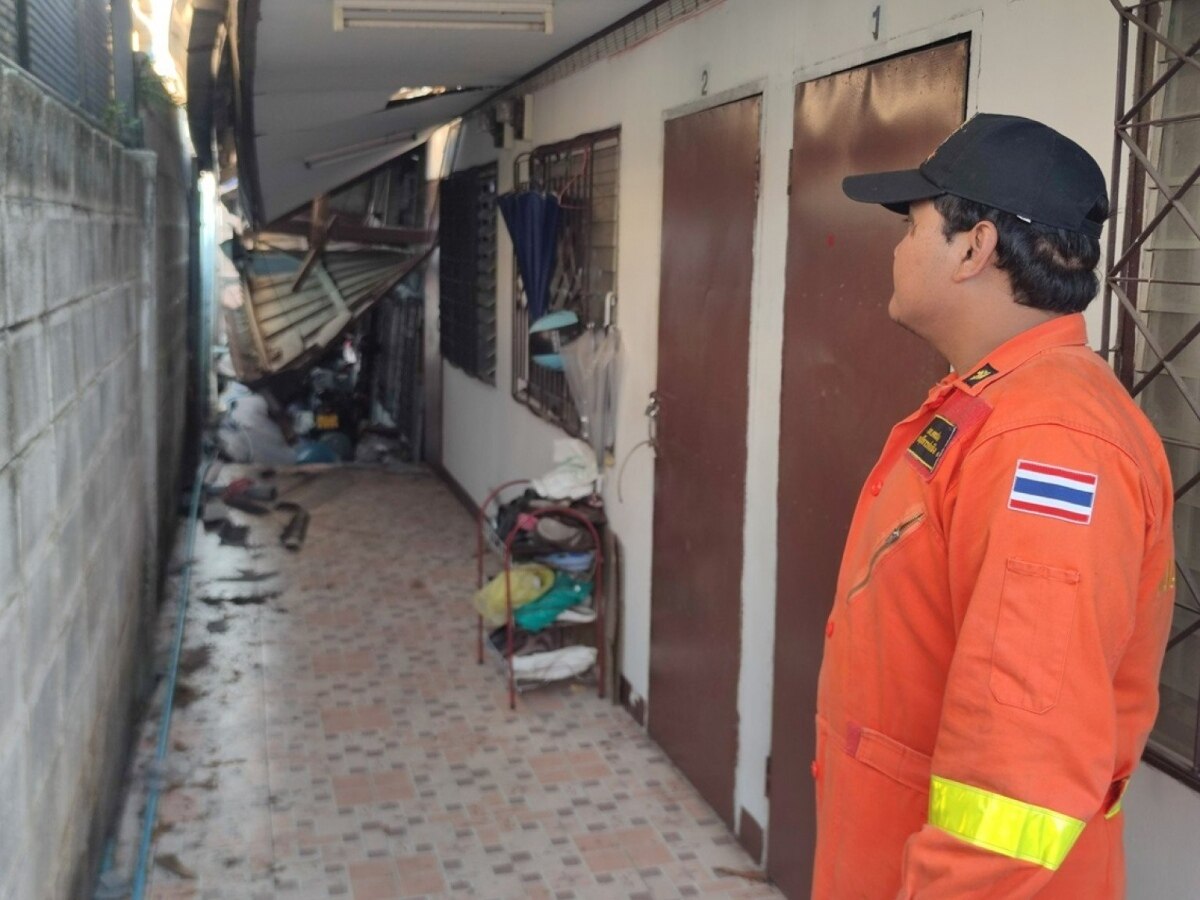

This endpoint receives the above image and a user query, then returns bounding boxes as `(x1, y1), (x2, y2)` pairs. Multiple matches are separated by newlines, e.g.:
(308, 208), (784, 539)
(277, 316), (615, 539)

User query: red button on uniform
(811, 760), (820, 779)
(826, 620), (835, 637)
(870, 481), (883, 496)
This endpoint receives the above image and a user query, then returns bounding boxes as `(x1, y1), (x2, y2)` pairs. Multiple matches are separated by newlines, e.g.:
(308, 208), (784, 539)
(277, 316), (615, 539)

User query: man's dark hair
(933, 194), (1108, 314)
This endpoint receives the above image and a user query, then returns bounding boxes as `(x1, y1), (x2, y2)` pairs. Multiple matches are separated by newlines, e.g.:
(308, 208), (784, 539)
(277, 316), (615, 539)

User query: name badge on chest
(907, 415), (958, 477)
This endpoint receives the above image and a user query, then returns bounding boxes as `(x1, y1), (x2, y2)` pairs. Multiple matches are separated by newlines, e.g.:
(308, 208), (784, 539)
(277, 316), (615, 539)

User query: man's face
(888, 199), (960, 337)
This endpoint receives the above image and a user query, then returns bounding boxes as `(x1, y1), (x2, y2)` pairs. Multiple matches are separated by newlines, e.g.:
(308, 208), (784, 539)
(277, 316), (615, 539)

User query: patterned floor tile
(107, 466), (780, 898)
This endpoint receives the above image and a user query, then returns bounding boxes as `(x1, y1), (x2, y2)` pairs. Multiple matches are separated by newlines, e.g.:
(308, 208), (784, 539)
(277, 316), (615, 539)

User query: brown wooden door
(767, 40), (968, 896)
(649, 94), (761, 827)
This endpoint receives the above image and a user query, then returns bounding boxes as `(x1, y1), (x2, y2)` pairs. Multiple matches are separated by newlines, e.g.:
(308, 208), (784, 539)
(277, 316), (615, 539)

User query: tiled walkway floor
(108, 466), (781, 900)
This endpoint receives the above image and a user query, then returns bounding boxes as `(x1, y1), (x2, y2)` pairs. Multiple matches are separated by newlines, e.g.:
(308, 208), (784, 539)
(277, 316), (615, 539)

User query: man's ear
(953, 220), (999, 282)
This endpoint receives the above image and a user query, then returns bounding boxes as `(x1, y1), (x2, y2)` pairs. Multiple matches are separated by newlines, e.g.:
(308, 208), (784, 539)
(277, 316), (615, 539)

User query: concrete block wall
(142, 103), (190, 569)
(0, 63), (191, 900)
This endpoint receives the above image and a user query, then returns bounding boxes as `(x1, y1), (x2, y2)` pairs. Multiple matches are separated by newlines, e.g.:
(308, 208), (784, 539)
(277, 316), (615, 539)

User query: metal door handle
(645, 391), (660, 420)
(645, 391), (660, 448)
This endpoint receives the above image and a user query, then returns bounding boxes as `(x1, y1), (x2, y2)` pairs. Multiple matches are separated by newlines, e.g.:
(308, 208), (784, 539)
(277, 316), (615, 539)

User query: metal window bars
(1105, 0), (1200, 785)
(510, 128), (620, 434)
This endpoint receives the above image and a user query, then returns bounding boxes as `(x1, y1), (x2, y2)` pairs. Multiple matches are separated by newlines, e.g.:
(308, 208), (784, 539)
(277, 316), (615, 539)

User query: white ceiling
(253, 0), (649, 222)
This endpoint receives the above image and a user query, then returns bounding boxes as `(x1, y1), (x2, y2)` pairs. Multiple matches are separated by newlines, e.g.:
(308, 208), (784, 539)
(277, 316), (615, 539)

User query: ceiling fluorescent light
(333, 1), (554, 33)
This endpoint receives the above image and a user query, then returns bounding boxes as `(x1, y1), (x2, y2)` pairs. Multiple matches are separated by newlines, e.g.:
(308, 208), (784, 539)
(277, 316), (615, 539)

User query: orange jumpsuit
(813, 314), (1175, 898)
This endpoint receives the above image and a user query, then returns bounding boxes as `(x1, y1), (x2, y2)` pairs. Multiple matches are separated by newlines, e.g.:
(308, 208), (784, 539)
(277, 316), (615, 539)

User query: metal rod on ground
(129, 452), (215, 900)
(279, 503), (311, 551)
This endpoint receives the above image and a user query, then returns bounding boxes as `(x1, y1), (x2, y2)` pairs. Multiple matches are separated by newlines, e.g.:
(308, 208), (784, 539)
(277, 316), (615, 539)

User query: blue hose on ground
(128, 452), (214, 900)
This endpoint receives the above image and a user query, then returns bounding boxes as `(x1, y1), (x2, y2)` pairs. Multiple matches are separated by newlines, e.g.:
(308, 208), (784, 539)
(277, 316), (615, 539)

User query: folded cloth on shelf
(555, 605), (597, 624)
(535, 551), (595, 573)
(494, 489), (605, 537)
(531, 439), (598, 500)
(534, 517), (595, 552)
(514, 574), (593, 632)
(488, 625), (555, 657)
(511, 645), (597, 683)
(472, 564), (555, 627)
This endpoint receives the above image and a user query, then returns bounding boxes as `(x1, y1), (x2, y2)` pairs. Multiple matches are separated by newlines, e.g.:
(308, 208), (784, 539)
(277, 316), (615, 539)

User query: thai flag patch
(1008, 460), (1098, 525)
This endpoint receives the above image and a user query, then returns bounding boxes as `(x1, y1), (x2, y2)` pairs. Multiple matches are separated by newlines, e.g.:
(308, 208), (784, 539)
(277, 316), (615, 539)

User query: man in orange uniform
(813, 114), (1176, 897)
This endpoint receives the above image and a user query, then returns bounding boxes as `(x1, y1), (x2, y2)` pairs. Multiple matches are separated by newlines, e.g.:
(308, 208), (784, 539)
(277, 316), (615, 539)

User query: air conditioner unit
(333, 1), (554, 33)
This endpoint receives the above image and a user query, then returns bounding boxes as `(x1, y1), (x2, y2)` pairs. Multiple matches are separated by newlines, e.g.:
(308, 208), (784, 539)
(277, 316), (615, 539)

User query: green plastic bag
(472, 564), (555, 627)
(515, 575), (593, 632)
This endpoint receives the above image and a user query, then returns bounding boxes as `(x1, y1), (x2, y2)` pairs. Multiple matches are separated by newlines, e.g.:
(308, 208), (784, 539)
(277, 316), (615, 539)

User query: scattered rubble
(191, 774), (218, 791)
(217, 521), (250, 547)
(178, 646), (212, 675)
(278, 502), (310, 551)
(200, 593), (279, 607)
(218, 568), (278, 582)
(154, 854), (196, 880)
(173, 682), (202, 708)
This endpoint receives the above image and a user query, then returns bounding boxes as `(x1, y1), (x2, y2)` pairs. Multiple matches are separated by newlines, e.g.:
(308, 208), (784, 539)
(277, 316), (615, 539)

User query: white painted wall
(438, 0), (1195, 869)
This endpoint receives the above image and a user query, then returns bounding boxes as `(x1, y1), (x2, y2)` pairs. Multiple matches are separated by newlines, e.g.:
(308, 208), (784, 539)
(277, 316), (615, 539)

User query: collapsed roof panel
(226, 244), (429, 381)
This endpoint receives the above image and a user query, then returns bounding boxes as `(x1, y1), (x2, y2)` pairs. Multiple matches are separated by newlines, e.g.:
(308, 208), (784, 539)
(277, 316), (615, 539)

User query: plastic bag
(472, 565), (555, 627)
(531, 439), (598, 500)
(514, 575), (593, 632)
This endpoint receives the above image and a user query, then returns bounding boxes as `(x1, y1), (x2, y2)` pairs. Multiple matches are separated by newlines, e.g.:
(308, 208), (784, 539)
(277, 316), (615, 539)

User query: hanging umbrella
(498, 190), (560, 321)
(561, 325), (620, 464)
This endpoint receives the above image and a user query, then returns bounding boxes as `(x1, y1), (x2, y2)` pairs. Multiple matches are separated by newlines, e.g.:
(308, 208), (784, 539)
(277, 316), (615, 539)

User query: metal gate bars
(1104, 0), (1200, 784)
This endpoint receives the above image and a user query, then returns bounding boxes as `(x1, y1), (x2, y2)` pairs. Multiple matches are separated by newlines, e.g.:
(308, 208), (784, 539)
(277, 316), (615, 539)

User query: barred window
(439, 163), (499, 383)
(511, 129), (619, 434)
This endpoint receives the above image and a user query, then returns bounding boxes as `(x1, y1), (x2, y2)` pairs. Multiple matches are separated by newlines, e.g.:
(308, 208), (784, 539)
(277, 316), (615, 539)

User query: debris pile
(199, 467), (310, 554)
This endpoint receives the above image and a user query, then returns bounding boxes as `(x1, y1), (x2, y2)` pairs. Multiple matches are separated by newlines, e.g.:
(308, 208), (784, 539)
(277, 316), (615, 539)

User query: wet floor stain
(106, 465), (779, 900)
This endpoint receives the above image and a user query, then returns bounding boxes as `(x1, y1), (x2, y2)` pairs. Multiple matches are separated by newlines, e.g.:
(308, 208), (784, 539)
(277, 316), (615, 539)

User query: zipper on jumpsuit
(845, 513), (926, 601)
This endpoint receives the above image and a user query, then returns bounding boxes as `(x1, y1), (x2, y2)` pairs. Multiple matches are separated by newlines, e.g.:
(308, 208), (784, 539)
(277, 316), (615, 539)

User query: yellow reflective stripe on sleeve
(1105, 797), (1122, 819)
(929, 776), (1086, 871)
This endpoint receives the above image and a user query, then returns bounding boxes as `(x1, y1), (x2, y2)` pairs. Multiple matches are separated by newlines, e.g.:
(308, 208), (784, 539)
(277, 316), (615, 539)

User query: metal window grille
(511, 129), (619, 434)
(1105, 0), (1200, 787)
(330, 147), (427, 229)
(439, 163), (499, 383)
(369, 284), (426, 461)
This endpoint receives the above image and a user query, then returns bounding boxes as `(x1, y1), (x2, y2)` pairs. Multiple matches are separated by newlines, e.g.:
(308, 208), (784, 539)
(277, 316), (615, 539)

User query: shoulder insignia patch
(908, 415), (958, 474)
(964, 363), (998, 386)
(1008, 460), (1098, 525)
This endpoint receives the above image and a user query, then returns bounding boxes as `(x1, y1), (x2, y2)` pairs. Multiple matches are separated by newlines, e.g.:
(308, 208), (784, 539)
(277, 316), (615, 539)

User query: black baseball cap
(842, 113), (1108, 238)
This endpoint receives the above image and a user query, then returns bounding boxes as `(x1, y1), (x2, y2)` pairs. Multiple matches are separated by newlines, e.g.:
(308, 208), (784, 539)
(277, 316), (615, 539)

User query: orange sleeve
(897, 423), (1161, 898)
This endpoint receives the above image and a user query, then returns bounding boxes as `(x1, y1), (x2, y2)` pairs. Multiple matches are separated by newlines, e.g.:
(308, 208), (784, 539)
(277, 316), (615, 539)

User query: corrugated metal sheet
(27, 0), (79, 104)
(79, 0), (111, 117)
(10, 0), (112, 117)
(229, 245), (425, 379)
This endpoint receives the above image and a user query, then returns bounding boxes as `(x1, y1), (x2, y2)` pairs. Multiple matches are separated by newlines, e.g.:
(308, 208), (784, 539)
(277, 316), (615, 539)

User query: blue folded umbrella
(498, 190), (561, 321)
